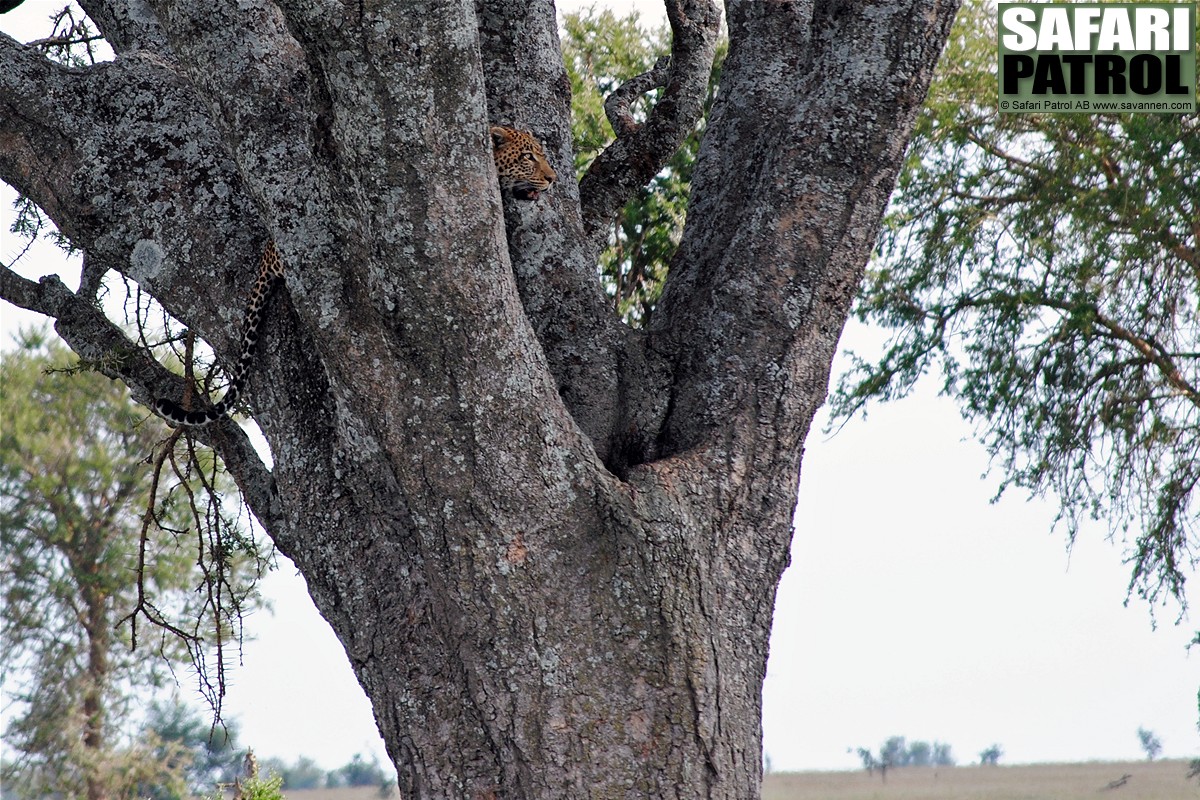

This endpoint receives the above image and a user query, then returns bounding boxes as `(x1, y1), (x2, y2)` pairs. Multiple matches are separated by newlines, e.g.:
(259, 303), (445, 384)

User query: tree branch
(604, 54), (671, 138)
(0, 33), (82, 226)
(653, 0), (961, 463)
(76, 0), (171, 54)
(0, 32), (286, 370)
(577, 0), (722, 248)
(476, 0), (631, 462)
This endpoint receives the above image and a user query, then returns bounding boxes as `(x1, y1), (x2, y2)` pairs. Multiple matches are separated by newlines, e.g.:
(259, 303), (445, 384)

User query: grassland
(762, 759), (1195, 800)
(282, 760), (1196, 799)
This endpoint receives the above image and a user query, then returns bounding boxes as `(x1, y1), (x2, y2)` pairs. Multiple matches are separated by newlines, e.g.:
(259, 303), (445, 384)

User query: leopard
(153, 241), (285, 426)
(490, 125), (557, 200)
(154, 125), (555, 426)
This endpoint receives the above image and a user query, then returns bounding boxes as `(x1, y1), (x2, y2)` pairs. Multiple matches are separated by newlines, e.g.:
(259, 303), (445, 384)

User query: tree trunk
(0, 1), (959, 797)
(82, 580), (110, 800)
(78, 530), (112, 800)
(82, 586), (110, 800)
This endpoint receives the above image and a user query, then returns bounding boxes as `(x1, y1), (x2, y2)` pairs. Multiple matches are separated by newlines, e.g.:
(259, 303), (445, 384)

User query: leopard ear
(490, 126), (511, 149)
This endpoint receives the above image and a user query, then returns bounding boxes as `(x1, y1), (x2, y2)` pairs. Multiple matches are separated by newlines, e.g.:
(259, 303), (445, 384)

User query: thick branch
(654, 0), (961, 461)
(76, 0), (170, 53)
(0, 32), (286, 370)
(577, 0), (722, 248)
(0, 33), (82, 227)
(477, 0), (630, 462)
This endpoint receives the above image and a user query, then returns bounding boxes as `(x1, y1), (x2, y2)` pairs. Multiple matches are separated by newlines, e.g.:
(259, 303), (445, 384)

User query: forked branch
(577, 0), (721, 247)
(604, 54), (671, 138)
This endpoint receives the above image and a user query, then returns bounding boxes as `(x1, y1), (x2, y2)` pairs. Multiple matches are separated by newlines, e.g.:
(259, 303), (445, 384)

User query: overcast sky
(2, 0), (1197, 774)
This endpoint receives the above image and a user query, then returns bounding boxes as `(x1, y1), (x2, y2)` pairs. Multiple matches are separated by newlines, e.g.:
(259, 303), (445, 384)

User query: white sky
(2, 0), (1198, 775)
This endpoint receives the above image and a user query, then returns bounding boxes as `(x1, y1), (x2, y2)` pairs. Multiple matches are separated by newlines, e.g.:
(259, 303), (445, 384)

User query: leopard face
(490, 126), (557, 201)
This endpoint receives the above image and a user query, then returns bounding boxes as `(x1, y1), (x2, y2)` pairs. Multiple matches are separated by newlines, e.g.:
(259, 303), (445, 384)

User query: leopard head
(490, 126), (557, 201)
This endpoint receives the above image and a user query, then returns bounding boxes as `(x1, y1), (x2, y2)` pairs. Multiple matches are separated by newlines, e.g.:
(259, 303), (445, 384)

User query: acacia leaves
(834, 0), (1200, 611)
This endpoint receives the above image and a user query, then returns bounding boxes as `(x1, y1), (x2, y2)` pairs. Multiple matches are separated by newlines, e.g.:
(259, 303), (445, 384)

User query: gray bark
(0, 1), (959, 797)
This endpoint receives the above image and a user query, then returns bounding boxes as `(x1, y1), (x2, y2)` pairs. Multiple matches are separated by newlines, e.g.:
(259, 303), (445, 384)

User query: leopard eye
(523, 152), (535, 161)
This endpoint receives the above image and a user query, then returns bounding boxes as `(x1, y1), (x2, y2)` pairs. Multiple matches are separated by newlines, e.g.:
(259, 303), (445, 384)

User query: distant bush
(1137, 727), (1163, 761)
(932, 742), (955, 766)
(908, 741), (933, 767)
(261, 755), (324, 789)
(980, 744), (1003, 766)
(326, 753), (390, 788)
(855, 736), (956, 778)
(259, 753), (394, 791)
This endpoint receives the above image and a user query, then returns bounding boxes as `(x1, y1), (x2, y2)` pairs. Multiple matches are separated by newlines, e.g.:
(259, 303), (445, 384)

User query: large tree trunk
(0, 1), (958, 797)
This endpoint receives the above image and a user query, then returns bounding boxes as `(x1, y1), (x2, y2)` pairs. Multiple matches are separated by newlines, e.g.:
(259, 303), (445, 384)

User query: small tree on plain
(326, 754), (391, 789)
(1137, 728), (1163, 761)
(880, 736), (910, 768)
(259, 756), (325, 790)
(979, 745), (1003, 766)
(853, 747), (879, 777)
(908, 740), (932, 767)
(932, 742), (956, 767)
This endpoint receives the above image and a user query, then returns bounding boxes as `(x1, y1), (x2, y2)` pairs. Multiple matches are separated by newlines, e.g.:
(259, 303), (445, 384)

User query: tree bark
(0, 1), (959, 797)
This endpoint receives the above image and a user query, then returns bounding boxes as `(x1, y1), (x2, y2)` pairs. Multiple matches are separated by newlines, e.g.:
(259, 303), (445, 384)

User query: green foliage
(562, 8), (724, 327)
(0, 330), (266, 799)
(238, 772), (286, 800)
(1137, 726), (1164, 761)
(562, 9), (662, 174)
(980, 744), (1004, 766)
(832, 0), (1200, 612)
(854, 746), (878, 773)
(880, 736), (909, 768)
(907, 740), (932, 767)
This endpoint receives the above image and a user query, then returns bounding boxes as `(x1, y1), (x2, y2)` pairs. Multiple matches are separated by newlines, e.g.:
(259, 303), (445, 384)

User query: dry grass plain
(285, 759), (1195, 799)
(762, 759), (1195, 800)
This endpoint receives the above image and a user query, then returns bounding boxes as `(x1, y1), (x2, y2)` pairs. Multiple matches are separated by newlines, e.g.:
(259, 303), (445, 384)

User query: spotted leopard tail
(154, 243), (284, 426)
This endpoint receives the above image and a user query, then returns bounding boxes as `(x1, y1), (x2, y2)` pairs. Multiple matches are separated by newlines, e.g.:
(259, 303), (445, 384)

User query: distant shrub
(1137, 727), (1163, 761)
(855, 736), (957, 779)
(980, 744), (1003, 766)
